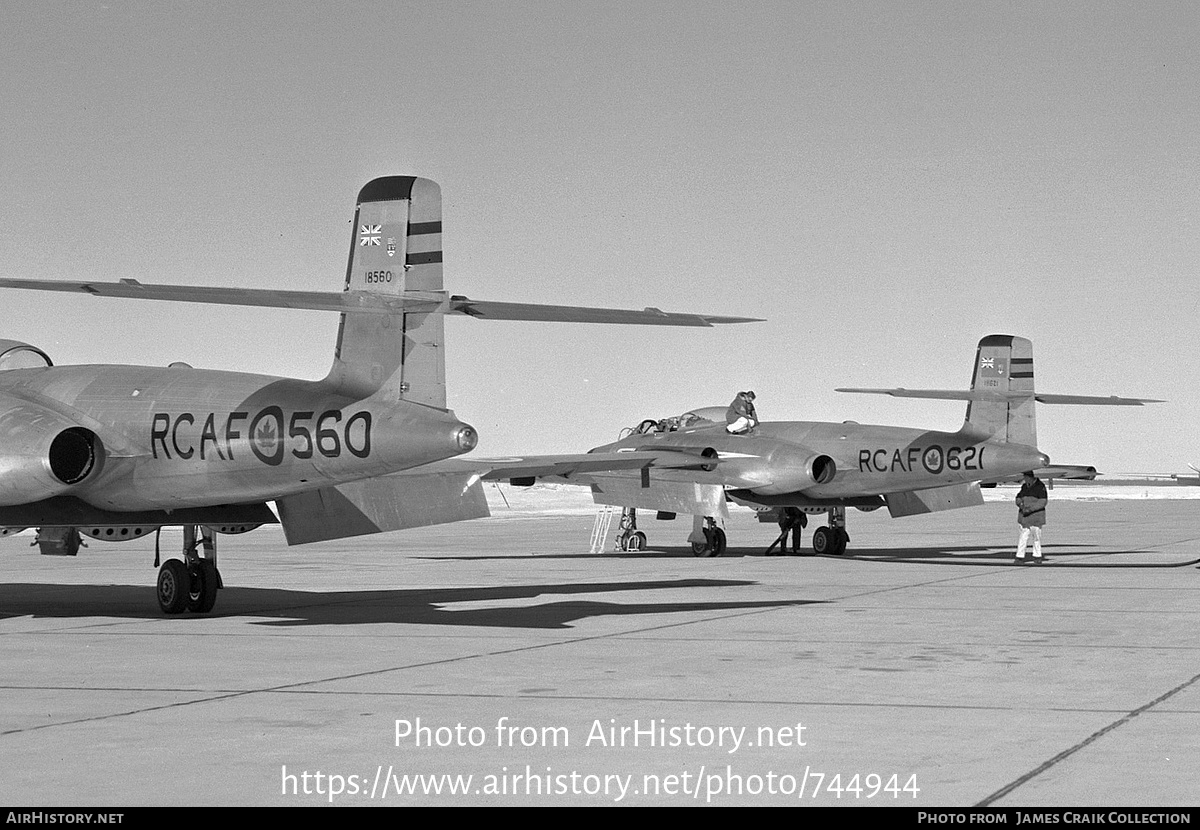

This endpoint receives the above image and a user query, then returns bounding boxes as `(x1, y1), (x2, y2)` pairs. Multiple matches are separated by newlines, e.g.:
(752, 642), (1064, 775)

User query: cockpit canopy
(0, 340), (52, 370)
(625, 406), (726, 436)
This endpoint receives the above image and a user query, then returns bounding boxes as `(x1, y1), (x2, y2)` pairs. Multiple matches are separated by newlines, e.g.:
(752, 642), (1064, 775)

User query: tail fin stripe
(409, 221), (442, 236)
(407, 251), (443, 265)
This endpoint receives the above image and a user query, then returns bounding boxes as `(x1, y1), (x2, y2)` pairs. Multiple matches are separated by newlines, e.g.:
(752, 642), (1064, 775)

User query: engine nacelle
(751, 448), (838, 496)
(0, 394), (102, 506)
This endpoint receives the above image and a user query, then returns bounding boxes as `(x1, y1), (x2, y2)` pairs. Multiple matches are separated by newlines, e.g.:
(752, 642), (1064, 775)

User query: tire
(832, 529), (849, 556)
(812, 527), (832, 555)
(157, 560), (190, 615)
(692, 529), (721, 558)
(628, 531), (646, 552)
(187, 560), (219, 613)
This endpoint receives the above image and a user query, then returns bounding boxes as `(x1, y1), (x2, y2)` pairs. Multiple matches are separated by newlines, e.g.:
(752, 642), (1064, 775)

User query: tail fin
(965, 334), (1035, 444)
(330, 176), (446, 406)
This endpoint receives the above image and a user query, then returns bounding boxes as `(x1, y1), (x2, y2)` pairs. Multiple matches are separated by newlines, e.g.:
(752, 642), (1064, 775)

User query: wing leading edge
(396, 450), (719, 482)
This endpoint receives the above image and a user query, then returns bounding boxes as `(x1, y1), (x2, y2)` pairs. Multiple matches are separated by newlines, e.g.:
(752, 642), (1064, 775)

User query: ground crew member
(1013, 471), (1048, 564)
(771, 507), (808, 555)
(726, 390), (758, 434)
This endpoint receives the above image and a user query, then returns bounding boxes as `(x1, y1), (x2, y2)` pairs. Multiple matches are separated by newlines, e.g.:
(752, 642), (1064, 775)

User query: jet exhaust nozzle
(0, 397), (101, 505)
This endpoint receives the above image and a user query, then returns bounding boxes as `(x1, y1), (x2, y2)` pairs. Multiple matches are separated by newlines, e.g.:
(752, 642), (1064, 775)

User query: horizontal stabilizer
(1030, 393), (1164, 405)
(836, 387), (1162, 405)
(447, 297), (760, 327)
(885, 482), (983, 517)
(0, 279), (758, 327)
(276, 472), (489, 545)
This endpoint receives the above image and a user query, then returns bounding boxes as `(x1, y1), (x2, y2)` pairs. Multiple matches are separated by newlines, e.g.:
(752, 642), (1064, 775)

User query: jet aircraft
(0, 175), (758, 614)
(518, 335), (1160, 556)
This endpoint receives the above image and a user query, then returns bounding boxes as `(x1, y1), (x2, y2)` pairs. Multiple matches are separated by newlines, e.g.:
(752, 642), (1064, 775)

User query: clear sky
(1, 1), (1195, 473)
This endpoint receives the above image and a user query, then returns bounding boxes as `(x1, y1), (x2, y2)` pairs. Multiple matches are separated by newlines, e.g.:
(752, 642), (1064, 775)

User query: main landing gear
(156, 525), (223, 615)
(615, 508), (647, 552)
(811, 506), (849, 556)
(689, 515), (727, 558)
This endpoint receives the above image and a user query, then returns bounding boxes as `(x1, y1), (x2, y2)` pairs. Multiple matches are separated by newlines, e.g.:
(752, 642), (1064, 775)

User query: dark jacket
(1016, 478), (1048, 528)
(726, 395), (757, 425)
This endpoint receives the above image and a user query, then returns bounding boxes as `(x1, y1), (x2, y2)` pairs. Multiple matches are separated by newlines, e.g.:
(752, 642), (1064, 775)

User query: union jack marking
(359, 224), (382, 246)
(980, 356), (1007, 375)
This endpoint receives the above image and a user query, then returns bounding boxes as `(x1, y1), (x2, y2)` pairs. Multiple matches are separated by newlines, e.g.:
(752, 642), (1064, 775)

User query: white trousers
(1016, 526), (1042, 559)
(726, 417), (756, 434)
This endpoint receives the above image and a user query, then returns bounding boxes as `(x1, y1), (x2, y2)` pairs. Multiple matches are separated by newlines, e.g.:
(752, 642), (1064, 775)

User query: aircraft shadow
(421, 544), (1200, 570)
(837, 547), (1200, 568)
(0, 578), (825, 629)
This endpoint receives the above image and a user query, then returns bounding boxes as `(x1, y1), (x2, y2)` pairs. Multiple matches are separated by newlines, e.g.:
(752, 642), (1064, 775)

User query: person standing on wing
(1013, 471), (1048, 565)
(726, 390), (758, 435)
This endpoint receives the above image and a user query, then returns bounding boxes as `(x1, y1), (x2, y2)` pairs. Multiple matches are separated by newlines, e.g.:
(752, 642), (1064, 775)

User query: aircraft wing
(272, 451), (717, 545)
(835, 387), (1163, 405)
(982, 465), (1101, 485)
(0, 278), (760, 327)
(397, 450), (719, 483)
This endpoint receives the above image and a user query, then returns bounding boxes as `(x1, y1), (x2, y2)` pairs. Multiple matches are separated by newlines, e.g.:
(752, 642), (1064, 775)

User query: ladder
(589, 505), (616, 553)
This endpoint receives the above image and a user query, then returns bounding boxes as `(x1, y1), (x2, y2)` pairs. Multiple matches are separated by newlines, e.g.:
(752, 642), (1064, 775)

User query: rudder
(965, 334), (1036, 445)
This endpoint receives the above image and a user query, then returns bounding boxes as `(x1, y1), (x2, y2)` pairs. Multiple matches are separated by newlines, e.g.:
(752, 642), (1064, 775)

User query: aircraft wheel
(692, 529), (722, 558)
(157, 560), (190, 615)
(626, 531), (647, 552)
(832, 529), (849, 556)
(812, 527), (832, 556)
(187, 560), (219, 614)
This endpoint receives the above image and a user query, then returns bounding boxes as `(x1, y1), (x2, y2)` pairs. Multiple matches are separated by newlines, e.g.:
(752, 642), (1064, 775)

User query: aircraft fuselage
(0, 364), (475, 511)
(594, 419), (1048, 499)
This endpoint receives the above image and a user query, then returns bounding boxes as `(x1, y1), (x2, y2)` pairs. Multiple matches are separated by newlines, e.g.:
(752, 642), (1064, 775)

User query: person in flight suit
(725, 390), (758, 434)
(1013, 471), (1048, 564)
